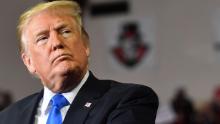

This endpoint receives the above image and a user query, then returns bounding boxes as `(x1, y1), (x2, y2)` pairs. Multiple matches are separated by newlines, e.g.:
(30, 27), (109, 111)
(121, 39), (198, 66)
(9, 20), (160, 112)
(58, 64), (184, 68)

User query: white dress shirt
(34, 71), (89, 124)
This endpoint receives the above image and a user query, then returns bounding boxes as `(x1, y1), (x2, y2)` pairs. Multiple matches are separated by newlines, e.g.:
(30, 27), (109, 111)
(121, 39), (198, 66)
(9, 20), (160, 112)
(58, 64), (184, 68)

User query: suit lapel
(63, 72), (109, 124)
(19, 90), (43, 124)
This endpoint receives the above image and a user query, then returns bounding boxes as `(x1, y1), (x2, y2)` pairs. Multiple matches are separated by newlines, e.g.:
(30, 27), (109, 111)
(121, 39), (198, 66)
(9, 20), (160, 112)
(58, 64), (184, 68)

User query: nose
(50, 31), (64, 51)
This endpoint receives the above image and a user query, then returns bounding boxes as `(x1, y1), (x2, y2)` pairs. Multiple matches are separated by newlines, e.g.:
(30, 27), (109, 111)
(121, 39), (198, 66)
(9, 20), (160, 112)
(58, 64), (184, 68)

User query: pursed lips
(51, 53), (73, 64)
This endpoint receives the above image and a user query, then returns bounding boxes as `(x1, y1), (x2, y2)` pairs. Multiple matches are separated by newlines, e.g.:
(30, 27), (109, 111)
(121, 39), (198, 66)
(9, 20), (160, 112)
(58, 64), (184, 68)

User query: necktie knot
(46, 94), (69, 124)
(51, 94), (69, 109)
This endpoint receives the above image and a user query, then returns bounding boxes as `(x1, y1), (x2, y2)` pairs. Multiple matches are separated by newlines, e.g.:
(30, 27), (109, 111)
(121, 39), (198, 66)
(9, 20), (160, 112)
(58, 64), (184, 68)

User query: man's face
(22, 10), (90, 93)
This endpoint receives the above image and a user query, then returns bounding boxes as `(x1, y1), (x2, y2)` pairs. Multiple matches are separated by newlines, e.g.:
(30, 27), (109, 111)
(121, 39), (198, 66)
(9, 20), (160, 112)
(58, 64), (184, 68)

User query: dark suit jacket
(0, 72), (158, 124)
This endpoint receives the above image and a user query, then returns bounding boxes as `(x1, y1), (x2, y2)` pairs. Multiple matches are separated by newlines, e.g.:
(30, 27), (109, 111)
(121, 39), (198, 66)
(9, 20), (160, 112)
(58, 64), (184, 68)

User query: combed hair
(17, 0), (88, 54)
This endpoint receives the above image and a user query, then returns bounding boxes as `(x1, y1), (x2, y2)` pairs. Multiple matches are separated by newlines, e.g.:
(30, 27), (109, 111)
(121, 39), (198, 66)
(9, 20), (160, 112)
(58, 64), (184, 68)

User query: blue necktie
(46, 94), (70, 124)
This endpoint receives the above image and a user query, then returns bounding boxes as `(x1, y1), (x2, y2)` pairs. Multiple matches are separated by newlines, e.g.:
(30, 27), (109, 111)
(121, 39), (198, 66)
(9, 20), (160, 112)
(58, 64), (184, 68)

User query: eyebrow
(54, 23), (69, 32)
(34, 23), (70, 38)
(35, 30), (48, 37)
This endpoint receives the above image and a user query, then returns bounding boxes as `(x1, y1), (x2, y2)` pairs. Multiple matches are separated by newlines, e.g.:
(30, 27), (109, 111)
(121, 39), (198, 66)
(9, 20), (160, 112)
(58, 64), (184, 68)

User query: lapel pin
(84, 102), (92, 108)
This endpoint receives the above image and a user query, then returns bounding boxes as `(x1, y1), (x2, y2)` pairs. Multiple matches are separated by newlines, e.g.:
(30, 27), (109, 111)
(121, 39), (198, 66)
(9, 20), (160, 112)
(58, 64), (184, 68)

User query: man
(0, 1), (158, 124)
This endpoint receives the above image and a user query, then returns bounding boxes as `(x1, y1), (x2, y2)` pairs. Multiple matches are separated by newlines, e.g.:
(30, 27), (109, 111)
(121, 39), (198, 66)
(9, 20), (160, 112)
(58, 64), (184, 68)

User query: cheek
(30, 49), (50, 67)
(79, 49), (89, 65)
(69, 47), (87, 65)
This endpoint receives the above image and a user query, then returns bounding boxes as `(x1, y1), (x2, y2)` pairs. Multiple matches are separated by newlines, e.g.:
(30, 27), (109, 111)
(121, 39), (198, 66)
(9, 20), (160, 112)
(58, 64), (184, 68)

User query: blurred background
(2, 0), (220, 123)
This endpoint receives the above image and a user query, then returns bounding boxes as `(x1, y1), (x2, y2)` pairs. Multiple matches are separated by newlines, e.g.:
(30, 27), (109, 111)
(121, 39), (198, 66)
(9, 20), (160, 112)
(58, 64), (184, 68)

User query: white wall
(0, 0), (43, 101)
(1, 0), (220, 106)
(86, 0), (220, 105)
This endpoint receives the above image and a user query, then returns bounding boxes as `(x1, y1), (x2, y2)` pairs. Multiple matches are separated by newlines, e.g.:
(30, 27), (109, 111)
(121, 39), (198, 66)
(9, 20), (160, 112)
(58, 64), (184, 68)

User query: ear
(21, 52), (36, 74)
(85, 46), (90, 57)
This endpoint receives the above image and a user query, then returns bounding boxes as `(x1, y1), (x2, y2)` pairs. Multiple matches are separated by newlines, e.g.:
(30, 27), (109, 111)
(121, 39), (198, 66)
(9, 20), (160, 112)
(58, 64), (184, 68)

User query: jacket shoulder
(99, 79), (159, 107)
(103, 80), (158, 99)
(89, 79), (159, 123)
(0, 92), (41, 122)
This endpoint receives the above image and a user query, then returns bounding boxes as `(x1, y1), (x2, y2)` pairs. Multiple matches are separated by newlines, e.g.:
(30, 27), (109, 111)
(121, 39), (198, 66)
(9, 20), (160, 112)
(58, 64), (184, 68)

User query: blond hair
(17, 0), (88, 54)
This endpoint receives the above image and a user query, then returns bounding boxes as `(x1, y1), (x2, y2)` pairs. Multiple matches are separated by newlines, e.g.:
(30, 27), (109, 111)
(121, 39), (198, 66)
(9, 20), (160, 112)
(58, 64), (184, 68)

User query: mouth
(52, 53), (73, 64)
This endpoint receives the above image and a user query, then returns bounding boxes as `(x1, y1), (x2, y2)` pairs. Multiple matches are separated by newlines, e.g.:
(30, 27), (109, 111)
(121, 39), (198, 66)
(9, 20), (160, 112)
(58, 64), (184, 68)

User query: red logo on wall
(112, 22), (150, 68)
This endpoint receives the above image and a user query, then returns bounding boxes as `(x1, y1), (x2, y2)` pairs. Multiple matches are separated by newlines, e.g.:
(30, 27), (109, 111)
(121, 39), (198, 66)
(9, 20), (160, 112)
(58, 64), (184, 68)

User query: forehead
(24, 10), (77, 35)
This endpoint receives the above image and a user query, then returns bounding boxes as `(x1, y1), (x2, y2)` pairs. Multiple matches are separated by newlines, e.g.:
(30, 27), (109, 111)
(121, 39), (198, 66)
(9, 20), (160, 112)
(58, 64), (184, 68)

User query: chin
(51, 76), (81, 93)
(50, 67), (84, 93)
(52, 61), (73, 73)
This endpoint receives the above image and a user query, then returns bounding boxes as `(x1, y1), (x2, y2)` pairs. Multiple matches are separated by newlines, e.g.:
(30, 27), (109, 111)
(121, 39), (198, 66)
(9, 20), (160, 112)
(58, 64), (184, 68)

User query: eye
(36, 35), (48, 44)
(61, 29), (72, 38)
(62, 29), (71, 34)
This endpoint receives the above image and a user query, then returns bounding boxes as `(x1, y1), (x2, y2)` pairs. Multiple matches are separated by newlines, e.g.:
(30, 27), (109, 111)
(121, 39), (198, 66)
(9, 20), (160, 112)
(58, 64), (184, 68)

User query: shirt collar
(41, 70), (89, 114)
